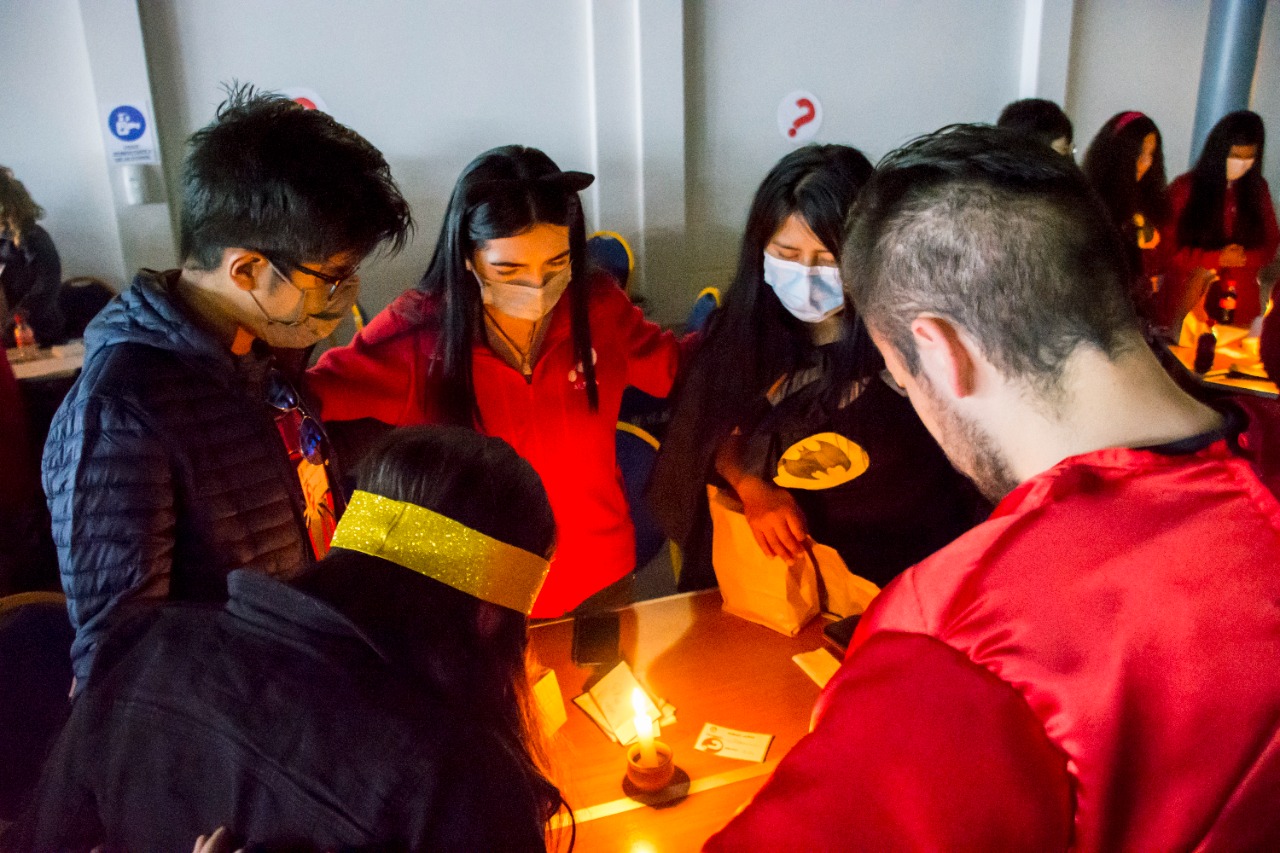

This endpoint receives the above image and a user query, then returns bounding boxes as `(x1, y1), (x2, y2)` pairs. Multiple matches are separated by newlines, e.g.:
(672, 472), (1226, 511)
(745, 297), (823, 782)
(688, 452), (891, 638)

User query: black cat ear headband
(468, 169), (595, 200)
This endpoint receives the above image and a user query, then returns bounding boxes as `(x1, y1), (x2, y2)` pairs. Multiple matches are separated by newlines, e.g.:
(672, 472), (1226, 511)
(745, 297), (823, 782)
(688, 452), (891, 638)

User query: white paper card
(793, 647), (841, 688)
(695, 723), (774, 763)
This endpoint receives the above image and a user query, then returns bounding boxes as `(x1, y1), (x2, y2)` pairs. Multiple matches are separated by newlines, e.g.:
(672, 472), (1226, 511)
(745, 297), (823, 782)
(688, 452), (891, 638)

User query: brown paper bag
(707, 485), (819, 636)
(810, 544), (880, 619)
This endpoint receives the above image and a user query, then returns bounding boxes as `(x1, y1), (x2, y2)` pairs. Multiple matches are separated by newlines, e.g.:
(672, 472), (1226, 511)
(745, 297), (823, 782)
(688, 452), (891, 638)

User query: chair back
(587, 231), (634, 292)
(58, 277), (117, 341)
(616, 423), (668, 570)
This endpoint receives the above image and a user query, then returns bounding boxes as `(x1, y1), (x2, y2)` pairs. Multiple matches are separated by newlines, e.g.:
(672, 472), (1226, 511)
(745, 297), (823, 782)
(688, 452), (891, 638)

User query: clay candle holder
(626, 686), (676, 791)
(625, 740), (676, 791)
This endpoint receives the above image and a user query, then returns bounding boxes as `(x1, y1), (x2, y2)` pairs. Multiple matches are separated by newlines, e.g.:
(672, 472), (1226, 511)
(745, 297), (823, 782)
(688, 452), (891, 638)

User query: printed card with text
(695, 723), (774, 763)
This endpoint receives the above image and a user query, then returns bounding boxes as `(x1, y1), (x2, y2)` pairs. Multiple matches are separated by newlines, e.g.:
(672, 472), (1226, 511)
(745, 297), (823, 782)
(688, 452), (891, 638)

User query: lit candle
(632, 687), (658, 767)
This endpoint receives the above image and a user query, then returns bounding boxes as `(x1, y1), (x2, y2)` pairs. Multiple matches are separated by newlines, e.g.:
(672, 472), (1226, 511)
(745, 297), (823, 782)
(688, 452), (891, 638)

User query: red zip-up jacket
(309, 273), (684, 616)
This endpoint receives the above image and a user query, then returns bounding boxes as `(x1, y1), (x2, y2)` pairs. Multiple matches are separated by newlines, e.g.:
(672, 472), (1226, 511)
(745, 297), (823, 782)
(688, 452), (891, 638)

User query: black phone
(822, 614), (861, 656)
(571, 611), (621, 667)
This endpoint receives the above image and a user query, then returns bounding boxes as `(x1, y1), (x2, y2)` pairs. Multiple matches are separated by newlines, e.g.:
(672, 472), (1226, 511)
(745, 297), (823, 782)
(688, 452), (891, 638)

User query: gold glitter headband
(330, 490), (550, 615)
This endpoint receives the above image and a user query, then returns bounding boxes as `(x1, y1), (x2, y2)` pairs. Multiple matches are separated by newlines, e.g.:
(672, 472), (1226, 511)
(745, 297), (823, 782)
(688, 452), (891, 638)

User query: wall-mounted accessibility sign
(101, 101), (159, 165)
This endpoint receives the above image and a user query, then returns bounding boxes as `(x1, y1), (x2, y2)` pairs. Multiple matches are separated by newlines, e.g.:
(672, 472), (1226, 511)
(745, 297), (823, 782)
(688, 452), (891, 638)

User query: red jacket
(309, 273), (684, 617)
(1167, 173), (1280, 326)
(707, 398), (1280, 852)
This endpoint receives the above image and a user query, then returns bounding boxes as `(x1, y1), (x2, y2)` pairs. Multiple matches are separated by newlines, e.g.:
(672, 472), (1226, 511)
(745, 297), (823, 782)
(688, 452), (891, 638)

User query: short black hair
(997, 98), (1074, 148)
(180, 84), (412, 269)
(843, 124), (1137, 392)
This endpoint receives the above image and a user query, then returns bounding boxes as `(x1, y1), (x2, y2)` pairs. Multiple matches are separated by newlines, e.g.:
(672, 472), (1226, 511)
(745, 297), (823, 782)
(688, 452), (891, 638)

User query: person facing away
(0, 166), (65, 346)
(650, 144), (982, 590)
(706, 125), (1280, 852)
(1168, 109), (1280, 331)
(7, 426), (567, 852)
(307, 145), (689, 618)
(42, 85), (412, 686)
(996, 97), (1074, 158)
(1082, 111), (1173, 331)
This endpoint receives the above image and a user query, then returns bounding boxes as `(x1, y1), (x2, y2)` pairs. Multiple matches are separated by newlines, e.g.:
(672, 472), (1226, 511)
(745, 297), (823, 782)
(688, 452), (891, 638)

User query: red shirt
(1167, 173), (1280, 326)
(707, 399), (1280, 852)
(308, 273), (685, 616)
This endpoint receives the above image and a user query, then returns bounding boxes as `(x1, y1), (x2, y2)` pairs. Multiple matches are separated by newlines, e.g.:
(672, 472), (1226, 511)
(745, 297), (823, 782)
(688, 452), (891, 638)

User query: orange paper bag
(707, 485), (819, 636)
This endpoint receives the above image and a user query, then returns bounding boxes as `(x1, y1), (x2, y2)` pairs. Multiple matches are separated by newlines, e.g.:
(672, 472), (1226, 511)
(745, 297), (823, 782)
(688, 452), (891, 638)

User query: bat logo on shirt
(773, 432), (870, 491)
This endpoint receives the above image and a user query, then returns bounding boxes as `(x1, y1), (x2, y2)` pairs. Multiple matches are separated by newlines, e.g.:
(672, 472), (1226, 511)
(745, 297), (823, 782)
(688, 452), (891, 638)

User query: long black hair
(1083, 111), (1170, 230)
(1177, 110), (1269, 248)
(415, 146), (597, 425)
(687, 144), (878, 443)
(294, 425), (569, 844)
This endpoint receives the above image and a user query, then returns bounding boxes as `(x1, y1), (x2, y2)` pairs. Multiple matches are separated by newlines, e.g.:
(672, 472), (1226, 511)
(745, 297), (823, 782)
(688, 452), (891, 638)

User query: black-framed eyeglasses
(262, 253), (361, 303)
(289, 259), (361, 298)
(266, 369), (331, 467)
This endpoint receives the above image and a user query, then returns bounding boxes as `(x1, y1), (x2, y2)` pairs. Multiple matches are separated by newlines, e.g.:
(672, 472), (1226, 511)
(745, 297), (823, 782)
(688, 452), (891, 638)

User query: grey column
(1190, 0), (1267, 166)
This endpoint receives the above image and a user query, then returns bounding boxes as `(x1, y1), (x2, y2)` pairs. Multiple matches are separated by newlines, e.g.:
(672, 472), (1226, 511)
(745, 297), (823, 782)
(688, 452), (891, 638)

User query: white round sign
(777, 90), (823, 143)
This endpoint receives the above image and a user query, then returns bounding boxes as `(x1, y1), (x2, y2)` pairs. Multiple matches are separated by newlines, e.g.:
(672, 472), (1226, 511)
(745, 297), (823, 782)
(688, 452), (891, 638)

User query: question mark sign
(789, 98), (816, 138)
(778, 91), (822, 143)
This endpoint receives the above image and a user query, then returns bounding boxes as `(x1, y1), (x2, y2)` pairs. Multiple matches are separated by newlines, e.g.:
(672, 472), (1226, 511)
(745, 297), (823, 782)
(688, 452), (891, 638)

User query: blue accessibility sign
(108, 105), (146, 141)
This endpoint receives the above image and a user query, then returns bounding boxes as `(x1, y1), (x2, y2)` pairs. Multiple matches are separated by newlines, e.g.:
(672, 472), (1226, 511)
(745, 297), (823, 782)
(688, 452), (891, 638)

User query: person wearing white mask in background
(309, 146), (690, 617)
(1168, 110), (1279, 332)
(651, 146), (985, 593)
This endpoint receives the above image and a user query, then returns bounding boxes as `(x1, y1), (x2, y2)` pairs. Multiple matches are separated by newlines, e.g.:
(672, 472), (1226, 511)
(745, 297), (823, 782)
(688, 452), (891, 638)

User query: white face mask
(1226, 157), (1255, 182)
(477, 266), (571, 322)
(762, 252), (845, 323)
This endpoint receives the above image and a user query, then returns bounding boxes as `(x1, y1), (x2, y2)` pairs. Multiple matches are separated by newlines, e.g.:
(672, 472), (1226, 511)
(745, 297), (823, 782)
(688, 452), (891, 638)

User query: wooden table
(529, 590), (828, 852)
(1166, 326), (1277, 399)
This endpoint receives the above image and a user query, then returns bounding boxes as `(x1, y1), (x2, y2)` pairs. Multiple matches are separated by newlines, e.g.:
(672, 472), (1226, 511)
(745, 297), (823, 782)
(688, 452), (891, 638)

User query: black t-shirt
(740, 363), (986, 588)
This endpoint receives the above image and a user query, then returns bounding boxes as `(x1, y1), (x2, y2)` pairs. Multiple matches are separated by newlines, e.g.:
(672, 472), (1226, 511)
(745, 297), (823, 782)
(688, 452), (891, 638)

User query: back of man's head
(180, 85), (411, 270)
(843, 124), (1138, 395)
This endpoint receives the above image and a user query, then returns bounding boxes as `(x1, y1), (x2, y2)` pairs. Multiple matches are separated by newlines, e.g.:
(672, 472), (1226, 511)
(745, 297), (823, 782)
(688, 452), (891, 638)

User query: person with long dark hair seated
(1082, 111), (1172, 330)
(308, 146), (686, 618)
(649, 145), (982, 591)
(7, 426), (568, 851)
(0, 166), (64, 346)
(1168, 110), (1279, 331)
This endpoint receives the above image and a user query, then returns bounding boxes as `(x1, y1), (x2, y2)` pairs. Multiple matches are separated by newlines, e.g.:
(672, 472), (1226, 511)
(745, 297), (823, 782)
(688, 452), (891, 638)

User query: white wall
(0, 0), (126, 286)
(8, 1), (1276, 324)
(137, 0), (596, 316)
(1066, 0), (1210, 177)
(1253, 0), (1280, 205)
(683, 0), (1026, 309)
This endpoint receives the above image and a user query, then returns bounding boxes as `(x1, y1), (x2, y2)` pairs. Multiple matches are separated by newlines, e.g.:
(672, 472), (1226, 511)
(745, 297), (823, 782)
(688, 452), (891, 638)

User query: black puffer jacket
(43, 269), (317, 683)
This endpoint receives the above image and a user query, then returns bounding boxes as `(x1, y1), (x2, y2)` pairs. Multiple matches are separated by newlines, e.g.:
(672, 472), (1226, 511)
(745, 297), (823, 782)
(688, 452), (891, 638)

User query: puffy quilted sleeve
(42, 393), (174, 683)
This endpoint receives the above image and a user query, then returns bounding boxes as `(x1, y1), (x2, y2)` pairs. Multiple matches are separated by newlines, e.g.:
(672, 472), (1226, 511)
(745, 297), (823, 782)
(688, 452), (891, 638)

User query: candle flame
(631, 687), (648, 717)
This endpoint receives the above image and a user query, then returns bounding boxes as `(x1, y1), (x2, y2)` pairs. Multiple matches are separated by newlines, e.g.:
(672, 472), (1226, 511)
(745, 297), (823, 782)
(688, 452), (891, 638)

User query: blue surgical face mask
(762, 252), (845, 323)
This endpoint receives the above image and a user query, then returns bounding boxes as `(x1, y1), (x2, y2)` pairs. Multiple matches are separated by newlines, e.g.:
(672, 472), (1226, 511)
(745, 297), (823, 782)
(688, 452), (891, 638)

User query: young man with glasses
(43, 86), (411, 687)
